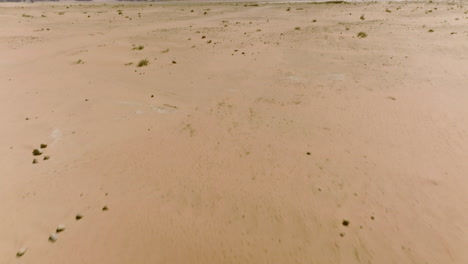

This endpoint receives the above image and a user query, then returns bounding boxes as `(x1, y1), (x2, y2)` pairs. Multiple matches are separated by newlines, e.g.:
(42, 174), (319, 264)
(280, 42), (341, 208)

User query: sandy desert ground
(1, 1), (468, 263)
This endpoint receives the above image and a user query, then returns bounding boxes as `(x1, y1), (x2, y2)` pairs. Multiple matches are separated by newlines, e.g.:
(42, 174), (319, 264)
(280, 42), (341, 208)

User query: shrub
(137, 59), (149, 67)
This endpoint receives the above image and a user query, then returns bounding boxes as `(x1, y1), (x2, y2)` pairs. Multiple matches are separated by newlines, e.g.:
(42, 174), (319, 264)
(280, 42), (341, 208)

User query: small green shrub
(357, 32), (367, 38)
(137, 59), (149, 67)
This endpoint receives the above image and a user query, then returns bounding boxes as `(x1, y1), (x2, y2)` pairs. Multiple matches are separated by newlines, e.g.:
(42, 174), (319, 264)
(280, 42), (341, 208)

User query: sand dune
(1, 1), (467, 263)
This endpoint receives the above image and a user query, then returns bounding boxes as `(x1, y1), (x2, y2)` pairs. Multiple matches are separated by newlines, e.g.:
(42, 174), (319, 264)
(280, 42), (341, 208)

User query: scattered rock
(306, 152), (311, 155)
(49, 233), (58, 242)
(56, 225), (66, 233)
(32, 149), (42, 156)
(32, 159), (38, 164)
(342, 219), (350, 226)
(40, 144), (47, 149)
(371, 216), (375, 220)
(75, 214), (83, 220)
(339, 233), (345, 237)
(16, 248), (27, 257)
(172, 60), (177, 64)
(102, 205), (109, 211)
(43, 156), (50, 160)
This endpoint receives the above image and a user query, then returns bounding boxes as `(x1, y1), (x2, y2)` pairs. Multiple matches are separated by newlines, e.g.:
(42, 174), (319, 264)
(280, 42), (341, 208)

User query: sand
(1, 1), (468, 263)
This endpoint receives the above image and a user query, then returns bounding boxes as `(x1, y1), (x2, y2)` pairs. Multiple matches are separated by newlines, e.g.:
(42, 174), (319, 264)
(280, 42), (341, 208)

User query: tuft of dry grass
(137, 59), (149, 67)
(357, 32), (368, 38)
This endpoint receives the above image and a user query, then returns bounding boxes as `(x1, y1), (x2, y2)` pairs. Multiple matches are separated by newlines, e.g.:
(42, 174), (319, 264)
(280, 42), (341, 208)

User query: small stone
(56, 225), (66, 233)
(306, 152), (311, 155)
(75, 213), (83, 220)
(172, 60), (177, 64)
(16, 248), (27, 257)
(49, 233), (58, 242)
(32, 159), (38, 164)
(342, 220), (350, 226)
(40, 144), (47, 149)
(102, 205), (109, 211)
(43, 156), (50, 160)
(32, 149), (42, 156)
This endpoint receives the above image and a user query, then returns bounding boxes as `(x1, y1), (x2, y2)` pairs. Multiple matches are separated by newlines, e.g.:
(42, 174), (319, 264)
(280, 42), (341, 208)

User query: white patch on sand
(327, 73), (346, 81)
(51, 129), (62, 144)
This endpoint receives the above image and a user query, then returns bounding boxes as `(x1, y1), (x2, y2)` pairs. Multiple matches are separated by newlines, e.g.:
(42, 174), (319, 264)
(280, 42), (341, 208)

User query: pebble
(49, 233), (58, 242)
(102, 205), (109, 211)
(75, 213), (83, 220)
(56, 224), (66, 233)
(342, 220), (350, 226)
(16, 248), (27, 257)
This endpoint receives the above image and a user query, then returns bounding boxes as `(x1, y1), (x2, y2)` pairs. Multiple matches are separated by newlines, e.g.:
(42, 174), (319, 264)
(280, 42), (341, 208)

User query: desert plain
(0, 0), (468, 263)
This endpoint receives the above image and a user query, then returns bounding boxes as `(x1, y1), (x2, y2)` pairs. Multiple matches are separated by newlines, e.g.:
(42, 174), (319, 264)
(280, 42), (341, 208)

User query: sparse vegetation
(357, 31), (368, 38)
(32, 149), (42, 156)
(58, 12), (65, 15)
(312, 19), (317, 22)
(22, 14), (33, 18)
(360, 14), (365, 20)
(74, 59), (85, 64)
(294, 27), (301, 30)
(385, 8), (392, 13)
(133, 45), (144, 50)
(137, 59), (149, 67)
(162, 49), (170, 53)
(428, 29), (434, 32)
